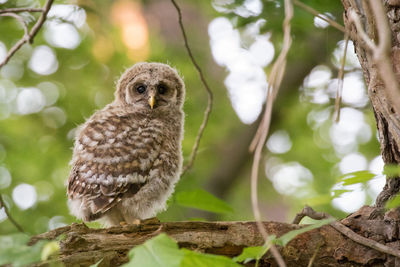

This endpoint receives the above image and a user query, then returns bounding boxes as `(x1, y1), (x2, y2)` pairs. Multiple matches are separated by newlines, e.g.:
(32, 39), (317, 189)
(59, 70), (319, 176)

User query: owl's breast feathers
(67, 108), (180, 220)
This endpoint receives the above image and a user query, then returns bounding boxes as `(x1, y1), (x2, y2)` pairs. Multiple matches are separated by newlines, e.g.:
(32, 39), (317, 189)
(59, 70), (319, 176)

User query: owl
(67, 62), (185, 226)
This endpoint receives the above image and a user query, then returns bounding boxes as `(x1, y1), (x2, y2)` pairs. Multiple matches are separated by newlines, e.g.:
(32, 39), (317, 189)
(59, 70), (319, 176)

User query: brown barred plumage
(67, 62), (185, 226)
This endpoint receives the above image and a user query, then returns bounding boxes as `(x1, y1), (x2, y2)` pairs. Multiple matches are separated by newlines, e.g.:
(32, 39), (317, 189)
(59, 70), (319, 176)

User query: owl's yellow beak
(149, 95), (155, 109)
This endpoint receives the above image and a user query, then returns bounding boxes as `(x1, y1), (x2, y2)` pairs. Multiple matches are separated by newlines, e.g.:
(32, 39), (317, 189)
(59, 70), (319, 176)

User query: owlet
(67, 62), (185, 226)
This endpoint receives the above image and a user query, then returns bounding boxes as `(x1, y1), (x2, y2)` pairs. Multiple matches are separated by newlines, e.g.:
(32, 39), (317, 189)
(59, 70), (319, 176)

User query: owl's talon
(132, 219), (141, 225)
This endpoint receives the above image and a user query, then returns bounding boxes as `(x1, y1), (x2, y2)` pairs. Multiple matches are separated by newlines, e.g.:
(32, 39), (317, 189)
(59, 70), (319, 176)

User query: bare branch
(0, 8), (44, 14)
(0, 0), (54, 68)
(28, 0), (54, 44)
(0, 193), (24, 233)
(293, 0), (345, 33)
(334, 34), (349, 122)
(170, 0), (213, 176)
(293, 206), (400, 259)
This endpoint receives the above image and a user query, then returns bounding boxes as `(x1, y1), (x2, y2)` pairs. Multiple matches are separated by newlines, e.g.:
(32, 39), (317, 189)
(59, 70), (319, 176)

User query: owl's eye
(136, 85), (146, 94)
(158, 85), (167, 94)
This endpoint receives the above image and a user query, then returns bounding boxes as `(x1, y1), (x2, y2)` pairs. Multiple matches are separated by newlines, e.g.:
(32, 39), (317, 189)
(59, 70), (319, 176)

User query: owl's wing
(67, 114), (163, 220)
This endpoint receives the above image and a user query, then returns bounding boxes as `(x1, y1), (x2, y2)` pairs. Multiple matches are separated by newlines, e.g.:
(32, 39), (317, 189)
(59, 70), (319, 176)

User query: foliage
(0, 233), (49, 267)
(123, 233), (240, 267)
(174, 189), (234, 214)
(125, 218), (332, 267)
(338, 171), (376, 186)
(233, 218), (332, 264)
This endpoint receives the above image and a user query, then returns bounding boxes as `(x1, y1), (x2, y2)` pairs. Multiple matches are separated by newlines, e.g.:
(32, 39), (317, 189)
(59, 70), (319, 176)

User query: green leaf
(383, 164), (400, 177)
(332, 189), (351, 198)
(385, 194), (400, 209)
(275, 219), (334, 246)
(232, 246), (265, 264)
(41, 241), (60, 261)
(303, 194), (333, 206)
(181, 249), (241, 267)
(123, 234), (241, 267)
(0, 234), (47, 267)
(338, 170), (376, 185)
(90, 259), (103, 267)
(122, 233), (184, 267)
(233, 236), (276, 264)
(175, 189), (234, 214)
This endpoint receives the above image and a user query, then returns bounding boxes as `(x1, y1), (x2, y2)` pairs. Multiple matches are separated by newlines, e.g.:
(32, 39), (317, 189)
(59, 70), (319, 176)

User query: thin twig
(293, 0), (345, 33)
(0, 193), (24, 233)
(307, 242), (322, 267)
(293, 206), (400, 258)
(334, 34), (349, 123)
(170, 0), (213, 176)
(0, 12), (29, 36)
(249, 1), (294, 267)
(0, 8), (44, 14)
(0, 0), (54, 68)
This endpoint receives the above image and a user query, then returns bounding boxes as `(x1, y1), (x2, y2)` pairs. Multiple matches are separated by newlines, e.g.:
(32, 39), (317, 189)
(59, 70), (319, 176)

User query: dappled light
(1, 0), (399, 265)
(209, 14), (274, 124)
(12, 183), (37, 210)
(28, 45), (58, 75)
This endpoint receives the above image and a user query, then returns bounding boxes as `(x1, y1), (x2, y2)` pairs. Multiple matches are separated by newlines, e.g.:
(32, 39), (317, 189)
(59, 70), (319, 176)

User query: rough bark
(27, 206), (400, 267)
(341, 0), (400, 208)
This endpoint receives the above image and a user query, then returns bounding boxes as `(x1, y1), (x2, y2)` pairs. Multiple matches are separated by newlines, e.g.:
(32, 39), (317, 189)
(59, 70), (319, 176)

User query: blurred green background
(0, 0), (382, 236)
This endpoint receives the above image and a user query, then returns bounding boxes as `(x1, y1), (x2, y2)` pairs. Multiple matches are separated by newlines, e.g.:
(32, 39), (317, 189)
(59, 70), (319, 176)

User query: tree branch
(293, 205), (400, 259)
(0, 193), (24, 233)
(170, 0), (214, 176)
(29, 218), (400, 266)
(0, 0), (54, 68)
(0, 8), (44, 14)
(0, 12), (29, 36)
(293, 0), (345, 33)
(334, 33), (349, 122)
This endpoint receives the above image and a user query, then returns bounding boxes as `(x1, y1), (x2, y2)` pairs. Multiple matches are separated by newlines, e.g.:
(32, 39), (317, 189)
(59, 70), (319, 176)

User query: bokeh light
(209, 13), (274, 124)
(16, 87), (46, 115)
(267, 161), (313, 196)
(28, 46), (58, 75)
(0, 166), (11, 189)
(267, 130), (292, 154)
(111, 0), (149, 61)
(12, 183), (37, 210)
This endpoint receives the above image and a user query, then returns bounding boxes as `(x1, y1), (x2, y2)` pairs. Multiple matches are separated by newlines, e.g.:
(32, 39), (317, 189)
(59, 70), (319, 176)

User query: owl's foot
(132, 219), (141, 225)
(132, 217), (160, 225)
(130, 217), (160, 226)
(120, 217), (160, 226)
(141, 217), (160, 225)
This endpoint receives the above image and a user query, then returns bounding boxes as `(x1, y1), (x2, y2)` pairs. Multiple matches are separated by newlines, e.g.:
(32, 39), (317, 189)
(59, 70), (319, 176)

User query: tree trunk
(341, 0), (400, 208)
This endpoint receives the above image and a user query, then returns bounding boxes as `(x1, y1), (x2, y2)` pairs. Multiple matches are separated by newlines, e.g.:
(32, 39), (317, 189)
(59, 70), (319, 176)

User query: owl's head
(115, 62), (185, 111)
